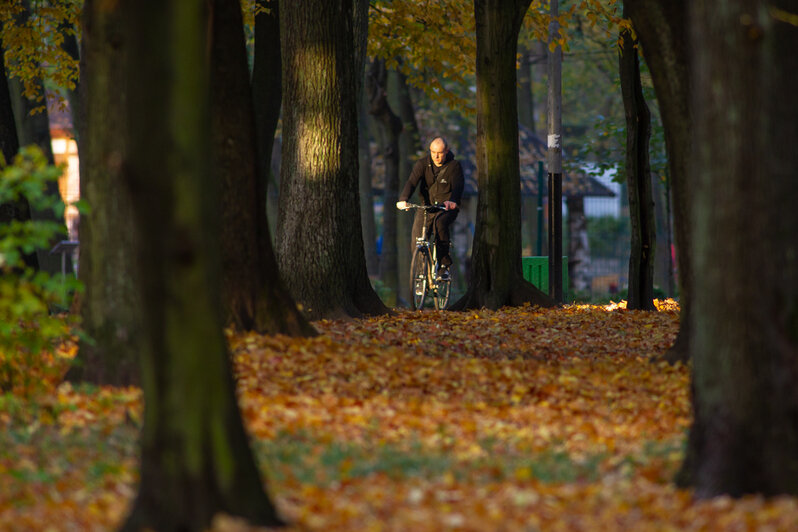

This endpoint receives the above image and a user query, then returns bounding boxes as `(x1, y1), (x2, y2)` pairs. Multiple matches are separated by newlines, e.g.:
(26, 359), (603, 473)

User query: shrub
(0, 146), (82, 397)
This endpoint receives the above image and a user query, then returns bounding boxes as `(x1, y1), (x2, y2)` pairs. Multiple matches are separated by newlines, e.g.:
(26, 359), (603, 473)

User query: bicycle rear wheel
(409, 247), (430, 310)
(433, 277), (451, 310)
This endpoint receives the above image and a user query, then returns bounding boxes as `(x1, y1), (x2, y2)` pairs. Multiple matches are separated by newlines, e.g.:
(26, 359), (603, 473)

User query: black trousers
(411, 208), (459, 266)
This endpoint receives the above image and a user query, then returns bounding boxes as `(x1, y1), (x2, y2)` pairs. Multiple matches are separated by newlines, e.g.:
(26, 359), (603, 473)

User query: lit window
(52, 138), (68, 154)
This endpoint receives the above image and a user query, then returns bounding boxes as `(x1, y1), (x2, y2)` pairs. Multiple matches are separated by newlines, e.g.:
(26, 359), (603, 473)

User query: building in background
(48, 95), (80, 241)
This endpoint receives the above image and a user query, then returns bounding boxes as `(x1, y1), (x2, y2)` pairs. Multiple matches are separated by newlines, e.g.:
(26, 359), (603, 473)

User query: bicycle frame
(404, 204), (451, 310)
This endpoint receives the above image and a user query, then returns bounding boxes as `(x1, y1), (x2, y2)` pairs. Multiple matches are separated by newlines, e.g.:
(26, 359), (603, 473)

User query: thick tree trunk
(67, 0), (141, 386)
(680, 0), (798, 497)
(217, 0), (262, 325)
(388, 68), (418, 306)
(625, 0), (691, 359)
(367, 59), (402, 307)
(619, 19), (656, 311)
(120, 0), (282, 529)
(277, 0), (388, 320)
(451, 0), (554, 311)
(213, 0), (313, 336)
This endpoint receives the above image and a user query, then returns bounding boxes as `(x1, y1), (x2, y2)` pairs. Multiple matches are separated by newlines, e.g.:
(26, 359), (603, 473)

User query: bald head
(429, 137), (449, 167)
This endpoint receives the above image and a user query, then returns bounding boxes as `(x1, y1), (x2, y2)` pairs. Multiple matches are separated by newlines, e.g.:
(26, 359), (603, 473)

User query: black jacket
(399, 151), (465, 206)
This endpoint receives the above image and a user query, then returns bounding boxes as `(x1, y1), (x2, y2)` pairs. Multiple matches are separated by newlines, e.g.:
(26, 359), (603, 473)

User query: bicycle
(402, 203), (452, 310)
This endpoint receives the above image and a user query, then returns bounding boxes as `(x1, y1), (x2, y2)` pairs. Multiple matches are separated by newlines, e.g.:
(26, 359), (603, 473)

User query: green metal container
(522, 256), (568, 301)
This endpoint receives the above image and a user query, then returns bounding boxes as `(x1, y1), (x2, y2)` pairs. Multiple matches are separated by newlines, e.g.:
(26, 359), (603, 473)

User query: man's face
(430, 141), (448, 167)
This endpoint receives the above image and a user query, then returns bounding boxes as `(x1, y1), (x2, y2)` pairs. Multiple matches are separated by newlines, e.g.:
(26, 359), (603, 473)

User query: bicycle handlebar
(400, 203), (447, 212)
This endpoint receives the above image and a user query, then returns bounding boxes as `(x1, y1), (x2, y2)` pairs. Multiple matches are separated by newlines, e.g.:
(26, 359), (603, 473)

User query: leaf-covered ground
(3, 301), (798, 531)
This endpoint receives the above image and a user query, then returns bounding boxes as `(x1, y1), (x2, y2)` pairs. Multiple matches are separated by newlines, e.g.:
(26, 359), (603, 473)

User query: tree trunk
(0, 45), (37, 269)
(367, 59), (402, 307)
(388, 68), (419, 306)
(0, 46), (18, 164)
(624, 0), (691, 359)
(451, 0), (554, 311)
(59, 18), (82, 148)
(619, 16), (656, 311)
(277, 0), (389, 320)
(353, 0), (371, 283)
(518, 41), (538, 260)
(358, 80), (379, 276)
(252, 0), (281, 229)
(566, 196), (590, 294)
(652, 171), (675, 297)
(7, 0), (67, 276)
(0, 41), (19, 157)
(517, 41), (535, 132)
(120, 0), (282, 529)
(8, 80), (54, 164)
(67, 0), (141, 386)
(213, 0), (313, 336)
(680, 0), (798, 497)
(352, 0), (369, 92)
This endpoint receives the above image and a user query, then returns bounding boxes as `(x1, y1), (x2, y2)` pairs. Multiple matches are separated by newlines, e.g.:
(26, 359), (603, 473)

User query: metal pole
(536, 161), (544, 256)
(547, 0), (563, 303)
(61, 252), (66, 306)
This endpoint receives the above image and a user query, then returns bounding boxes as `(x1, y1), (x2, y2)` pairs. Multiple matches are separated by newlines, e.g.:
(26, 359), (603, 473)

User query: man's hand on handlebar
(396, 201), (455, 211)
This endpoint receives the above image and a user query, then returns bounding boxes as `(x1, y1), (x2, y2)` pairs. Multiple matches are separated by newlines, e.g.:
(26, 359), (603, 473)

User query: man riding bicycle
(395, 137), (464, 280)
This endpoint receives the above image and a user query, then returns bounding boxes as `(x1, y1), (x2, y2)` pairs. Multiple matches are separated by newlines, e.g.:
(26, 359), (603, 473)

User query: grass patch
(257, 431), (607, 486)
(0, 418), (139, 493)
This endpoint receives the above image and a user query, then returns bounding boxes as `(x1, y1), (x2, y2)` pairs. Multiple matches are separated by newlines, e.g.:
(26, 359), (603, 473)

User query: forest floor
(3, 300), (798, 531)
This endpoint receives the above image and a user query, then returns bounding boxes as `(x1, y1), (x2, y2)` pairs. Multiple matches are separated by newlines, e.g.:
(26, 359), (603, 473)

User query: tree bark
(680, 0), (798, 497)
(120, 0), (282, 528)
(277, 0), (389, 320)
(252, 0), (281, 228)
(213, 0), (314, 336)
(0, 44), (37, 269)
(6, 0), (67, 276)
(517, 41), (535, 132)
(619, 16), (656, 311)
(58, 18), (81, 148)
(388, 68), (419, 306)
(355, 0), (378, 279)
(517, 41), (539, 260)
(652, 171), (675, 297)
(367, 58), (402, 307)
(0, 41), (19, 156)
(67, 0), (141, 386)
(566, 196), (590, 294)
(451, 0), (554, 311)
(358, 79), (379, 276)
(624, 0), (691, 359)
(0, 45), (18, 164)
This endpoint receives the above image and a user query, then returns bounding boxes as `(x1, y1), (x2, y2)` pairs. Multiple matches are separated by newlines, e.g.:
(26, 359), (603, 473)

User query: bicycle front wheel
(409, 247), (430, 310)
(433, 277), (451, 310)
